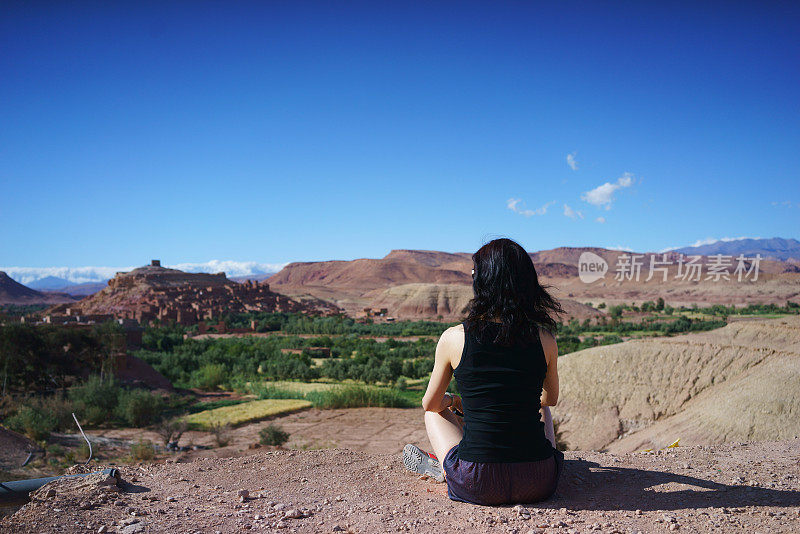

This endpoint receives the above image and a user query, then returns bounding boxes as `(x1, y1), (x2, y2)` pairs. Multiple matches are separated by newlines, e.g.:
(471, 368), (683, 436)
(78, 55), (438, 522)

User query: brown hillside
(268, 249), (595, 319)
(268, 247), (799, 319)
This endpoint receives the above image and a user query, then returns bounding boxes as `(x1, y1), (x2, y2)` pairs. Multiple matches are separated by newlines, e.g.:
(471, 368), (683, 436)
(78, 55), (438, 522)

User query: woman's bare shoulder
(440, 323), (464, 343)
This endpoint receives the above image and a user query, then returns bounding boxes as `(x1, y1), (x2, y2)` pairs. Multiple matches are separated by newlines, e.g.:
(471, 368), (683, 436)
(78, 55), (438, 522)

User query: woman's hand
(447, 393), (463, 415)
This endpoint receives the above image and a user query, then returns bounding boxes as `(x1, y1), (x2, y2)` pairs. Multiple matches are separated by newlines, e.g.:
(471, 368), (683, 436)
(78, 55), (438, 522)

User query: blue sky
(2, 1), (798, 272)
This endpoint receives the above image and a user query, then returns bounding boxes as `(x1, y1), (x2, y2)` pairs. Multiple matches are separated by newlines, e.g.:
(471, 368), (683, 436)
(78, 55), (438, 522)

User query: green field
(183, 398), (313, 430)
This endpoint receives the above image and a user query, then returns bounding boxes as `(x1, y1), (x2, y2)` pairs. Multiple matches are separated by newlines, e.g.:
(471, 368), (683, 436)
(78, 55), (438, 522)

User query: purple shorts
(443, 443), (564, 506)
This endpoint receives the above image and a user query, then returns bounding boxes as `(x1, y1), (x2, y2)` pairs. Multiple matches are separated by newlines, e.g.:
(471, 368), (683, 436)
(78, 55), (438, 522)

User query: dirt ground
(87, 407), (429, 461)
(3, 438), (800, 533)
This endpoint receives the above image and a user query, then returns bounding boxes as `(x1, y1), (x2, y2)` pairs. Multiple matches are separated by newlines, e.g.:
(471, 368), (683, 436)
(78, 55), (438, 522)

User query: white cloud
(595, 216), (606, 224)
(1, 260), (287, 286)
(169, 260), (287, 277)
(563, 203), (584, 220)
(772, 200), (797, 208)
(566, 152), (578, 171)
(606, 245), (634, 252)
(507, 198), (555, 217)
(581, 172), (635, 210)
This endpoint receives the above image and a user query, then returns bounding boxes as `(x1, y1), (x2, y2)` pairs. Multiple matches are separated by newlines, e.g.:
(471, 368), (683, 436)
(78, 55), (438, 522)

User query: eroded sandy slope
(555, 316), (800, 451)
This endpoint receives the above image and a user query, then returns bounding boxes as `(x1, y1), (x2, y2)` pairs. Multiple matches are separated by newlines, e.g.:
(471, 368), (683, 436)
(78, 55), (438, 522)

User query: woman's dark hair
(463, 238), (564, 346)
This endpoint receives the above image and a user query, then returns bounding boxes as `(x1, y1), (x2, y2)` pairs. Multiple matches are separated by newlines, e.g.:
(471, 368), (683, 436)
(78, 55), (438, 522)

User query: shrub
(259, 423), (290, 447)
(116, 389), (164, 427)
(191, 364), (227, 390)
(6, 405), (57, 440)
(130, 439), (156, 461)
(394, 377), (408, 391)
(155, 418), (188, 446)
(4, 392), (77, 441)
(69, 375), (120, 426)
(209, 421), (232, 447)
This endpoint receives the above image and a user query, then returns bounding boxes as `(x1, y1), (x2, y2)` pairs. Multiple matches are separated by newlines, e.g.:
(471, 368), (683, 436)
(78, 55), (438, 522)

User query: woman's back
(454, 320), (555, 463)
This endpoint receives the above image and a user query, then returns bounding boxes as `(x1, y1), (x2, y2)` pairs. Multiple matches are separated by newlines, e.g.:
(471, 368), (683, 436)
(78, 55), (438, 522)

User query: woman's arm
(421, 326), (461, 413)
(539, 327), (559, 407)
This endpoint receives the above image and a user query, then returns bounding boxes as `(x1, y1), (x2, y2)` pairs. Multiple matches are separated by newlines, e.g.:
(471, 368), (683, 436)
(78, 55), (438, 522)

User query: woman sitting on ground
(402, 237), (564, 506)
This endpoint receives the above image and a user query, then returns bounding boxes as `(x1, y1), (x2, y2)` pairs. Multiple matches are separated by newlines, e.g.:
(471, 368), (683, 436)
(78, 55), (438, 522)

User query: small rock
(165, 496), (177, 503)
(97, 527), (107, 534)
(669, 524), (680, 531)
(283, 509), (303, 519)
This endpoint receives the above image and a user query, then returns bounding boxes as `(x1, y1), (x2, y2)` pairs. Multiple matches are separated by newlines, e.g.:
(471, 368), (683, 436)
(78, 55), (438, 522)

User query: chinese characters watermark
(578, 252), (761, 284)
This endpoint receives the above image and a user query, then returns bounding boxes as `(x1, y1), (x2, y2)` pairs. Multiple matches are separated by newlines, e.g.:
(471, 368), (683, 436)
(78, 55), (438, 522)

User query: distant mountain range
(0, 272), (78, 305)
(667, 237), (800, 261)
(27, 276), (108, 296)
(2, 238), (798, 309)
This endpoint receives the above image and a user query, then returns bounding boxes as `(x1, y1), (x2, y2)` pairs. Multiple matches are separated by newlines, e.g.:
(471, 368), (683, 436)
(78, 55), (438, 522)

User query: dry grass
(183, 399), (312, 430)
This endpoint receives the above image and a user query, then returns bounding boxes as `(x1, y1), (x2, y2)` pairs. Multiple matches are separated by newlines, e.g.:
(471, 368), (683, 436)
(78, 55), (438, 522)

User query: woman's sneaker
(402, 444), (444, 482)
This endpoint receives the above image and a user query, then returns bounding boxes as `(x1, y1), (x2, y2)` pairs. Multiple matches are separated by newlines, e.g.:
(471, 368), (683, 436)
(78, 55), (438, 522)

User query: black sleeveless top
(453, 321), (555, 463)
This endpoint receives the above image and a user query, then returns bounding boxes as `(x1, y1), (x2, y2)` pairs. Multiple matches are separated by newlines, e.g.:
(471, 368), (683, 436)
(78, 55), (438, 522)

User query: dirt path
(4, 439), (800, 533)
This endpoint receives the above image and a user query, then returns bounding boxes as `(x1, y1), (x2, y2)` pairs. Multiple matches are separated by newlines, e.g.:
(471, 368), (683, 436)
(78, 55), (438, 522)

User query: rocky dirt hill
(365, 283), (602, 322)
(554, 315), (800, 452)
(3, 440), (800, 533)
(48, 264), (339, 322)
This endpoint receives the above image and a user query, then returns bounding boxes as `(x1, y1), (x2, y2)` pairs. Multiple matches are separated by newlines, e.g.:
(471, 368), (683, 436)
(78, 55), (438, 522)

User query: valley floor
(3, 439), (800, 533)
